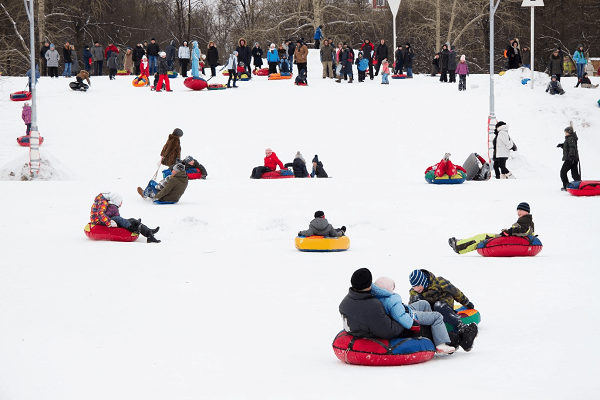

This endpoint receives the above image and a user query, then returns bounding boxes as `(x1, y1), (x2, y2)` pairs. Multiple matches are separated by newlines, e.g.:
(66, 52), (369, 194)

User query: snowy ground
(1, 51), (599, 400)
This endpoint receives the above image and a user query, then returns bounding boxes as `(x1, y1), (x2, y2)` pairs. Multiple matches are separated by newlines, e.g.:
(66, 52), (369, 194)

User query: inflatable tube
(295, 82), (308, 86)
(499, 71), (506, 76)
(208, 84), (227, 90)
(476, 235), (543, 257)
(167, 71), (178, 78)
(162, 168), (203, 180)
(116, 70), (129, 76)
(260, 170), (294, 179)
(425, 170), (466, 184)
(84, 223), (139, 242)
(238, 73), (250, 81)
(521, 78), (531, 85)
(567, 180), (600, 197)
(183, 77), (208, 91)
(153, 200), (177, 205)
(17, 135), (44, 147)
(332, 331), (435, 366)
(222, 66), (246, 76)
(268, 73), (293, 80)
(132, 77), (148, 87)
(295, 235), (350, 252)
(445, 305), (481, 332)
(253, 68), (269, 76)
(391, 74), (407, 79)
(10, 91), (32, 101)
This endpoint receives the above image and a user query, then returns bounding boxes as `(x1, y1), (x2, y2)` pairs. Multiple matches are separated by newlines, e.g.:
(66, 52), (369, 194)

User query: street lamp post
(24, 0), (40, 175)
(388, 0), (402, 56)
(521, 0), (545, 90)
(488, 0), (501, 163)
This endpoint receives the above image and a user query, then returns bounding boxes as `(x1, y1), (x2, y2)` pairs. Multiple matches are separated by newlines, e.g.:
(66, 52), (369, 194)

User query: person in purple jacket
(21, 102), (32, 135)
(456, 55), (469, 91)
(103, 192), (162, 243)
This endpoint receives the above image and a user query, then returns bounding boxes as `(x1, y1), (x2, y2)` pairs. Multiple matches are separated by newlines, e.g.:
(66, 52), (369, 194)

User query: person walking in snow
(21, 102), (32, 135)
(491, 121), (516, 179)
(250, 148), (285, 179)
(298, 210), (345, 237)
(372, 276), (457, 354)
(107, 51), (118, 80)
(456, 55), (469, 91)
(557, 126), (581, 191)
(160, 128), (183, 167)
(408, 269), (478, 352)
(226, 51), (239, 88)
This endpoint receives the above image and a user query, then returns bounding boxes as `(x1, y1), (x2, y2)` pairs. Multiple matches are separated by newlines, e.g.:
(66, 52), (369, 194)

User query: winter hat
(254, 42), (259, 46)
(564, 126), (574, 135)
(351, 268), (372, 291)
(50, 44), (55, 49)
(312, 155), (319, 163)
(159, 51), (166, 57)
(551, 75), (557, 79)
(23, 102), (30, 107)
(405, 43), (411, 47)
(494, 121), (507, 134)
(142, 55), (147, 60)
(233, 50), (238, 56)
(151, 38), (156, 41)
(314, 210), (325, 218)
(173, 163), (185, 173)
(182, 155), (194, 164)
(295, 151), (305, 163)
(460, 54), (466, 62)
(374, 276), (395, 293)
(104, 192), (123, 207)
(172, 128), (183, 137)
(409, 269), (428, 288)
(270, 43), (275, 49)
(517, 202), (530, 213)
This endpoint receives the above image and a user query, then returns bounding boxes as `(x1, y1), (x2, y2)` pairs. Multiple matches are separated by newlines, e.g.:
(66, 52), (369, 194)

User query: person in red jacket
(133, 55), (150, 86)
(104, 42), (119, 61)
(425, 153), (467, 178)
(251, 148), (285, 179)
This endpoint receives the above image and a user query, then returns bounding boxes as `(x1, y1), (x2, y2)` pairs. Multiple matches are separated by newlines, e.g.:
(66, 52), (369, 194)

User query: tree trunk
(446, 0), (458, 46)
(38, 0), (45, 67)
(435, 0), (441, 52)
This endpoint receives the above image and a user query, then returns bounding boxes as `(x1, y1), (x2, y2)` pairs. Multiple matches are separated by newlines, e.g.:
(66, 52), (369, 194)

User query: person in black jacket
(374, 39), (388, 76)
(284, 151), (310, 178)
(165, 39), (177, 71)
(236, 38), (252, 76)
(147, 38), (160, 75)
(39, 41), (50, 76)
(310, 155), (328, 178)
(206, 41), (219, 77)
(403, 43), (414, 78)
(286, 40), (296, 73)
(439, 44), (449, 82)
(251, 42), (263, 70)
(507, 40), (521, 69)
(132, 43), (145, 75)
(394, 44), (404, 74)
(557, 126), (581, 190)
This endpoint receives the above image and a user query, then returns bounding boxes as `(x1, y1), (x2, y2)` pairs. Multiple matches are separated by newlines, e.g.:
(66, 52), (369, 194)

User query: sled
(295, 82), (308, 86)
(332, 331), (435, 366)
(253, 68), (269, 76)
(162, 168), (203, 180)
(424, 170), (466, 184)
(132, 76), (148, 87)
(167, 71), (178, 78)
(445, 305), (481, 332)
(208, 84), (227, 90)
(153, 199), (177, 205)
(391, 74), (407, 79)
(498, 71), (506, 76)
(10, 91), (32, 101)
(84, 223), (139, 242)
(183, 76), (208, 91)
(295, 235), (350, 252)
(116, 70), (129, 76)
(222, 66), (246, 76)
(476, 235), (543, 257)
(238, 73), (251, 81)
(567, 180), (600, 197)
(17, 135), (44, 147)
(261, 170), (294, 179)
(268, 73), (293, 80)
(69, 82), (89, 91)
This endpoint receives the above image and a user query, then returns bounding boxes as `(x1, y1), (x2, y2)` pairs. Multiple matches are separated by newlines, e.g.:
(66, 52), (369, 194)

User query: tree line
(1, 0), (597, 76)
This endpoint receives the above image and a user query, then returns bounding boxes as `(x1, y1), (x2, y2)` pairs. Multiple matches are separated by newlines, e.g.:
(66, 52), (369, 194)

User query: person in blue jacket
(573, 44), (587, 80)
(82, 45), (93, 73)
(191, 41), (201, 78)
(26, 65), (41, 90)
(372, 276), (457, 354)
(266, 43), (279, 74)
(314, 25), (323, 49)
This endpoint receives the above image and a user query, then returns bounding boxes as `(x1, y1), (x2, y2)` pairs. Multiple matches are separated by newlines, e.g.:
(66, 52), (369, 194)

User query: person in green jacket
(448, 202), (535, 254)
(137, 163), (189, 203)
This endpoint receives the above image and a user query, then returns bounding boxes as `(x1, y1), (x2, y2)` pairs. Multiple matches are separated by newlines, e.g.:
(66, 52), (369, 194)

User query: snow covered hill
(1, 50), (599, 400)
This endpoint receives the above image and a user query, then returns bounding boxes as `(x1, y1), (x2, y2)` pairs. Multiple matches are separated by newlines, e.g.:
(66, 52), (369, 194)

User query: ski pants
(251, 166), (271, 179)
(440, 68), (448, 82)
(456, 233), (497, 254)
(493, 158), (509, 178)
(449, 70), (456, 83)
(156, 74), (171, 91)
(408, 300), (452, 346)
(560, 159), (581, 188)
(459, 74), (467, 90)
(432, 301), (465, 330)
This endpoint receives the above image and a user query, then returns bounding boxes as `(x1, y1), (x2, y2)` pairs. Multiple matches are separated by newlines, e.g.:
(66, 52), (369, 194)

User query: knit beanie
(460, 55), (466, 62)
(351, 268), (372, 291)
(295, 151), (305, 163)
(409, 269), (428, 288)
(312, 155), (319, 163)
(564, 126), (574, 135)
(172, 128), (183, 137)
(182, 155), (194, 164)
(374, 276), (395, 293)
(314, 210), (325, 218)
(517, 202), (530, 213)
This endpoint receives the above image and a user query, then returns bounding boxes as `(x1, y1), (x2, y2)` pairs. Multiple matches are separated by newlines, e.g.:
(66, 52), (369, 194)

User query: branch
(0, 2), (31, 63)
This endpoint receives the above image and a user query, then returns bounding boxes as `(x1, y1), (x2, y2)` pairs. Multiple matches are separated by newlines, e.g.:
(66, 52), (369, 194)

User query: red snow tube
(261, 170), (294, 179)
(567, 181), (600, 197)
(332, 331), (435, 366)
(391, 74), (407, 79)
(17, 135), (44, 146)
(84, 223), (139, 242)
(476, 235), (543, 257)
(223, 66), (246, 75)
(253, 68), (269, 76)
(183, 77), (208, 91)
(10, 91), (32, 101)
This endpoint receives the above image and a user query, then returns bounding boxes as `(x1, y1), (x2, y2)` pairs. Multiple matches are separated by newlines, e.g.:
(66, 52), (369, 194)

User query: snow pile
(0, 150), (77, 181)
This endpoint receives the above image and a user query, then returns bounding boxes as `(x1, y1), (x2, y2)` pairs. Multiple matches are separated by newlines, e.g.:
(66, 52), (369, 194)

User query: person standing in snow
(226, 51), (239, 88)
(356, 52), (368, 82)
(294, 39), (309, 74)
(236, 38), (252, 76)
(62, 42), (73, 77)
(573, 44), (587, 80)
(491, 121), (516, 179)
(21, 102), (32, 135)
(91, 41), (104, 76)
(360, 39), (374, 80)
(557, 126), (581, 191)
(456, 55), (469, 91)
(250, 148), (285, 179)
(45, 43), (60, 78)
(521, 46), (531, 69)
(380, 59), (390, 84)
(314, 25), (324, 49)
(298, 211), (345, 237)
(407, 269), (478, 352)
(165, 40), (177, 71)
(39, 41), (50, 76)
(266, 44), (279, 74)
(286, 39), (296, 74)
(395, 44), (404, 74)
(123, 47), (133, 74)
(448, 202), (534, 255)
(107, 51), (118, 80)
(403, 43), (414, 78)
(252, 42), (263, 70)
(132, 43), (145, 75)
(154, 52), (172, 91)
(147, 38), (160, 75)
(447, 45), (457, 83)
(507, 40), (521, 69)
(207, 41), (219, 77)
(548, 48), (563, 81)
(178, 41), (190, 77)
(374, 39), (388, 76)
(439, 44), (449, 82)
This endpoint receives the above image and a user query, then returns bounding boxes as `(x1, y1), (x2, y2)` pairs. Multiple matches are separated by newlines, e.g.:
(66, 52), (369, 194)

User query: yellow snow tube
(295, 235), (350, 252)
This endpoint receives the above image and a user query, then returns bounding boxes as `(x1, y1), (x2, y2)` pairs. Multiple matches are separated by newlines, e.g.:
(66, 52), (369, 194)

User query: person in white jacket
(178, 41), (190, 77)
(492, 121), (516, 179)
(226, 51), (238, 88)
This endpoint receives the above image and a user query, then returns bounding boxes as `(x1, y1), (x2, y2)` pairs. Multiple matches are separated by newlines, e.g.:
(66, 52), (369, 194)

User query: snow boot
(436, 344), (456, 355)
(505, 172), (516, 179)
(147, 236), (161, 243)
(137, 187), (146, 198)
(448, 237), (459, 254)
(458, 323), (478, 352)
(500, 174), (507, 179)
(348, 77), (353, 83)
(335, 78), (342, 83)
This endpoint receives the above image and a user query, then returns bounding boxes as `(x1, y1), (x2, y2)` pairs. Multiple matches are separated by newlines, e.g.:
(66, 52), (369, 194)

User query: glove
(502, 230), (510, 237)
(511, 143), (517, 151)
(298, 231), (303, 237)
(340, 226), (346, 233)
(109, 220), (118, 228)
(410, 320), (421, 333)
(557, 143), (564, 148)
(466, 302), (475, 309)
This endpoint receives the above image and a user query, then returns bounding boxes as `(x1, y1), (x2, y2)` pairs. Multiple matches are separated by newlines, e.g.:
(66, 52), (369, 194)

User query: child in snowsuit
(310, 154), (328, 178)
(448, 202), (534, 254)
(107, 51), (118, 80)
(408, 269), (478, 352)
(372, 277), (456, 354)
(380, 59), (390, 84)
(133, 55), (150, 86)
(492, 121), (516, 179)
(575, 72), (598, 89)
(456, 55), (469, 91)
(160, 128), (183, 167)
(298, 210), (345, 237)
(356, 52), (368, 82)
(181, 155), (208, 179)
(295, 69), (308, 85)
(266, 44), (279, 75)
(557, 126), (581, 191)
(22, 102), (32, 135)
(90, 192), (161, 243)
(251, 148), (284, 179)
(284, 151), (310, 178)
(425, 153), (467, 178)
(155, 52), (172, 92)
(546, 75), (565, 95)
(280, 56), (291, 74)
